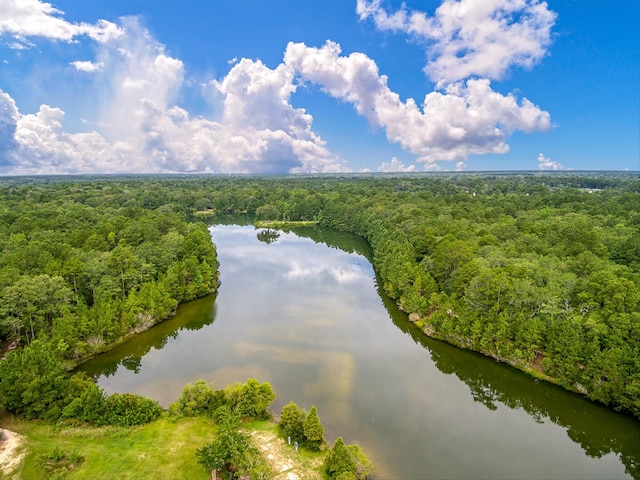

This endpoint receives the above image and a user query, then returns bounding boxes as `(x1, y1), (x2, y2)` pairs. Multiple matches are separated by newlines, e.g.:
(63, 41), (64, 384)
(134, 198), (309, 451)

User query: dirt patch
(532, 350), (546, 373)
(248, 430), (322, 480)
(0, 429), (25, 477)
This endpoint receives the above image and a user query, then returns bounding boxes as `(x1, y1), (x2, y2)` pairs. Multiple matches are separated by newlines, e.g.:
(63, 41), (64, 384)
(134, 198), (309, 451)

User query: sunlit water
(79, 224), (640, 479)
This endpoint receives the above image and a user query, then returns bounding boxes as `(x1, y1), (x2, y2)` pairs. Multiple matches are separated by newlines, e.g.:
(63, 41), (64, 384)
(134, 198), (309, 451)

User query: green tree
(196, 406), (255, 479)
(303, 405), (325, 449)
(278, 401), (305, 443)
(168, 380), (224, 418)
(60, 374), (107, 424)
(347, 444), (374, 480)
(63, 256), (84, 295)
(0, 339), (70, 420)
(255, 204), (280, 220)
(324, 437), (355, 478)
(224, 378), (276, 420)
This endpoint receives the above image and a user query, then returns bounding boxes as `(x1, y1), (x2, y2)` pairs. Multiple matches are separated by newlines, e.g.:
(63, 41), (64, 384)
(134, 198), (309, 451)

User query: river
(79, 224), (640, 479)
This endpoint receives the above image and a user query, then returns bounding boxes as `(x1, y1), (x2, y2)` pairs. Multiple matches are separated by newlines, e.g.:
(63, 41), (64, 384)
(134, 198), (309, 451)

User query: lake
(79, 224), (640, 479)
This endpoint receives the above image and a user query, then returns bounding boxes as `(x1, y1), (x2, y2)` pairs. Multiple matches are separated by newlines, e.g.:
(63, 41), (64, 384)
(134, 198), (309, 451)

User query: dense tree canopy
(0, 172), (638, 419)
(0, 183), (219, 362)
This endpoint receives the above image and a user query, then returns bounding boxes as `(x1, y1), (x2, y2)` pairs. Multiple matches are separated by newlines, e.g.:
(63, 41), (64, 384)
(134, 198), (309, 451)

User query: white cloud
(4, 101), (133, 174)
(537, 152), (564, 170)
(8, 40), (33, 50)
(0, 90), (19, 164)
(377, 157), (415, 172)
(71, 60), (104, 72)
(0, 19), (346, 174)
(285, 40), (550, 164)
(285, 262), (366, 284)
(423, 163), (443, 172)
(0, 0), (123, 45)
(357, 0), (556, 85)
(0, 1), (554, 174)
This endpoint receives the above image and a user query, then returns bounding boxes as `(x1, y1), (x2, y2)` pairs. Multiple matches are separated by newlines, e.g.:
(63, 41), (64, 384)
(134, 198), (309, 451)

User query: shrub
(102, 393), (162, 426)
(60, 374), (107, 424)
(168, 380), (224, 419)
(38, 447), (85, 478)
(224, 378), (276, 420)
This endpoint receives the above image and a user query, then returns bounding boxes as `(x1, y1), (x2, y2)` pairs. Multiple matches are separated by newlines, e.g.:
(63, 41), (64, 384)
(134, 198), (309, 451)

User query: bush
(168, 380), (224, 419)
(38, 447), (85, 479)
(60, 376), (106, 424)
(102, 393), (162, 426)
(224, 378), (276, 420)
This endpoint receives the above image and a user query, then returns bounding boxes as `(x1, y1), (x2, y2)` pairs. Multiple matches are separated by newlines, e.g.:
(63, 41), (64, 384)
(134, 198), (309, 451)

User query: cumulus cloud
(537, 152), (564, 170)
(285, 40), (550, 164)
(0, 18), (345, 174)
(93, 21), (343, 173)
(0, 94), (145, 174)
(0, 91), (19, 164)
(71, 60), (104, 72)
(0, 0), (554, 174)
(357, 0), (556, 85)
(377, 157), (415, 172)
(424, 163), (443, 172)
(0, 0), (122, 46)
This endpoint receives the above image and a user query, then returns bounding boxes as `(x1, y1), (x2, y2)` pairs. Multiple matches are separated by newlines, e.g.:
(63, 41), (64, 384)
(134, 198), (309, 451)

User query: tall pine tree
(303, 405), (324, 450)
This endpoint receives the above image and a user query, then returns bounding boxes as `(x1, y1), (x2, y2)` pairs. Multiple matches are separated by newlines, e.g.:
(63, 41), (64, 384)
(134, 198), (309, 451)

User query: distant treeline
(0, 172), (638, 420)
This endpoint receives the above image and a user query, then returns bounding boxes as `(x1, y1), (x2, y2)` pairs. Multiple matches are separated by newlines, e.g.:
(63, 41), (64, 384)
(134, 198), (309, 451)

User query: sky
(0, 0), (638, 175)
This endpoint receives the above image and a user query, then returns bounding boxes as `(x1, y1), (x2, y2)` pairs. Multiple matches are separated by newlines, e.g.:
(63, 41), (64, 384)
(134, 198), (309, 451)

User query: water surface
(79, 224), (640, 479)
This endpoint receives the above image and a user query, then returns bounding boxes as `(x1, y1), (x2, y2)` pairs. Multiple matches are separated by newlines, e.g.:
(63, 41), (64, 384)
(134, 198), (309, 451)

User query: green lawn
(1, 415), (215, 480)
(1, 416), (333, 480)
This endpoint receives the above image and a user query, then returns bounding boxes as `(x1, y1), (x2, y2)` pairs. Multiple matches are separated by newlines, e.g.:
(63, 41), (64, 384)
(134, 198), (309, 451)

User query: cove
(78, 224), (640, 479)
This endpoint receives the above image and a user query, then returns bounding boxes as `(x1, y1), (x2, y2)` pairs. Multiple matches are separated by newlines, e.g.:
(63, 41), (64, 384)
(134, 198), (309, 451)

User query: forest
(0, 172), (638, 427)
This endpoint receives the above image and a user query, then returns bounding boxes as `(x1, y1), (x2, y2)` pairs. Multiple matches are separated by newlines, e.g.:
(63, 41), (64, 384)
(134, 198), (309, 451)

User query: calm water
(79, 224), (640, 479)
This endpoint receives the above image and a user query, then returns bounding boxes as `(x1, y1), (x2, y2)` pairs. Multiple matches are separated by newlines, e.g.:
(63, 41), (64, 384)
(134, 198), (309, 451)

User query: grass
(1, 416), (331, 480)
(1, 415), (215, 480)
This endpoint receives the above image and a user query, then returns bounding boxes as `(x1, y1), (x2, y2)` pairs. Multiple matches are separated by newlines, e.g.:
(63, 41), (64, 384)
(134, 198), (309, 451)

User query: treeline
(315, 174), (640, 418)
(0, 338), (162, 424)
(0, 173), (638, 420)
(0, 186), (219, 362)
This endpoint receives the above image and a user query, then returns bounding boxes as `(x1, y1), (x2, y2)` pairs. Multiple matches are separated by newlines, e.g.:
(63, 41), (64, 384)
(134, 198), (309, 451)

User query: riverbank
(70, 290), (220, 371)
(417, 317), (557, 377)
(253, 220), (318, 228)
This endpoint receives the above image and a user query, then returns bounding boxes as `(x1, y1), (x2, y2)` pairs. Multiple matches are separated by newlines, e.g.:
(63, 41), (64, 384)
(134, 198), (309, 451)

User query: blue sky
(0, 0), (638, 174)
